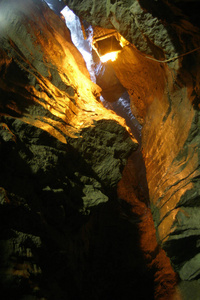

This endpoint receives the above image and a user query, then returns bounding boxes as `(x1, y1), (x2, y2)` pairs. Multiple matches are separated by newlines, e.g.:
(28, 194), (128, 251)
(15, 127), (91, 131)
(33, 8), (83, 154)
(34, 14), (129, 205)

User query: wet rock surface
(65, 0), (199, 60)
(0, 1), (165, 299)
(1, 0), (200, 298)
(65, 0), (200, 298)
(0, 0), (144, 299)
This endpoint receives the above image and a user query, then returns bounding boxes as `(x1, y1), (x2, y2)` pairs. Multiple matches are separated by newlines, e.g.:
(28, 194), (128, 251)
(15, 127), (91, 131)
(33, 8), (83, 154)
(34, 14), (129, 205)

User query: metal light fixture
(92, 27), (123, 63)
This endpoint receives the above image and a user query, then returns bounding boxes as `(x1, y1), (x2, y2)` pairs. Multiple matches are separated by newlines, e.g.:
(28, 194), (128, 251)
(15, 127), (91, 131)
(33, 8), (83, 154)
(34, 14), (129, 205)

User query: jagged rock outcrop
(1, 0), (200, 298)
(0, 0), (144, 299)
(65, 0), (197, 60)
(65, 0), (200, 297)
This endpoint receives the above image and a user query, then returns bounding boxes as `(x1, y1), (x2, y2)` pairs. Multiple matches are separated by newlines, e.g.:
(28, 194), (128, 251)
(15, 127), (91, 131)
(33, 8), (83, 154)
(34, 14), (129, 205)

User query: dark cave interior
(0, 0), (200, 299)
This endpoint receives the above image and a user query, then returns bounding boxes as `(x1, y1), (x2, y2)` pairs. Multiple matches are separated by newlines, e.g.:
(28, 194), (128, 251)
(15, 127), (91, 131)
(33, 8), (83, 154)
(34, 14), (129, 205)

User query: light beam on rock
(100, 51), (119, 63)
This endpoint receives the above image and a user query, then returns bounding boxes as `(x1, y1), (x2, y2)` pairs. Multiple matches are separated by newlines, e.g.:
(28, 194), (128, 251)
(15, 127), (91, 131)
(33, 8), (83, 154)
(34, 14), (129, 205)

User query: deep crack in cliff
(1, 0), (200, 299)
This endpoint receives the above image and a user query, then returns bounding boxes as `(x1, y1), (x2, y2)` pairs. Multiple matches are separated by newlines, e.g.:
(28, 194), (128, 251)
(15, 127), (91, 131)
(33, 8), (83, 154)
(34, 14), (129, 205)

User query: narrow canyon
(0, 0), (200, 299)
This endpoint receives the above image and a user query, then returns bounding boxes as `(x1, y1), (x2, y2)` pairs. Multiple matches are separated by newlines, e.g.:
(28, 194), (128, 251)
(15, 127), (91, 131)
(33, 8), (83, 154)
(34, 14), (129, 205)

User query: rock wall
(65, 0), (193, 59)
(1, 0), (200, 298)
(0, 1), (145, 299)
(65, 0), (200, 297)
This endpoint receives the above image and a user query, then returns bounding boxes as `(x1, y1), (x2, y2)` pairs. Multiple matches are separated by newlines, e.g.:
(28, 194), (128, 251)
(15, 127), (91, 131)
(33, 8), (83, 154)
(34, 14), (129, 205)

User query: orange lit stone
(100, 51), (119, 63)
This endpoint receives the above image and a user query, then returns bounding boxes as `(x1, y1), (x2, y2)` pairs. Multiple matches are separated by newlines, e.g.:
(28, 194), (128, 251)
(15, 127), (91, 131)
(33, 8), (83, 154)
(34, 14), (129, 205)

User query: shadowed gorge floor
(1, 0), (200, 299)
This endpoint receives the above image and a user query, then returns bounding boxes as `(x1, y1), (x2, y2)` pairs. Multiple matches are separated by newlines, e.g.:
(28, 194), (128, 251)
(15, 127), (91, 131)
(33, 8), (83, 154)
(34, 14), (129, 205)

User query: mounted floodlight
(93, 34), (122, 62)
(92, 27), (126, 63)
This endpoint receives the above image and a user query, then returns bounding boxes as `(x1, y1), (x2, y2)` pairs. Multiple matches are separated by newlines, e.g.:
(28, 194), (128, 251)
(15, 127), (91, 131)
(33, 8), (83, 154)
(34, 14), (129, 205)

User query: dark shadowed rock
(1, 0), (200, 298)
(0, 0), (141, 299)
(64, 0), (200, 298)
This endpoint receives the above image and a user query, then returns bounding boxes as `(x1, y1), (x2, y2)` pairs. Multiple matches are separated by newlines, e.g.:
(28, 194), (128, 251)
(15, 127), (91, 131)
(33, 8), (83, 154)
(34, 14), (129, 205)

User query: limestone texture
(65, 0), (197, 60)
(1, 0), (200, 299)
(64, 0), (200, 298)
(0, 1), (143, 299)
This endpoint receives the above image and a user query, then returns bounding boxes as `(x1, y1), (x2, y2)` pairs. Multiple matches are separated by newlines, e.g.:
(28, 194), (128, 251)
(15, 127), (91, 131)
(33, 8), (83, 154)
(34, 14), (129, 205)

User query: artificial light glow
(100, 51), (119, 63)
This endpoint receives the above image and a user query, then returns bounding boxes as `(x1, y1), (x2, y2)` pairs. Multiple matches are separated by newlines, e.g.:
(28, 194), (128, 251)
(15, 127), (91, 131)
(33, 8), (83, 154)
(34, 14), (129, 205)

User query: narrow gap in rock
(1, 1), (193, 299)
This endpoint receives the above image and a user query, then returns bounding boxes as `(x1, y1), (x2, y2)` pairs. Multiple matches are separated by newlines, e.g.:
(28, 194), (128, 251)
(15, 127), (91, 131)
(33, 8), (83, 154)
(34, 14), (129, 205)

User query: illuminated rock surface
(1, 0), (200, 299)
(0, 0), (139, 299)
(66, 0), (200, 298)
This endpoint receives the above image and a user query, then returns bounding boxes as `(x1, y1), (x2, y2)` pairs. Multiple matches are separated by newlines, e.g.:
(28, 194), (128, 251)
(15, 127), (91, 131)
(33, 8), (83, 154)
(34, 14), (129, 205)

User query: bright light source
(100, 51), (120, 63)
(91, 28), (129, 63)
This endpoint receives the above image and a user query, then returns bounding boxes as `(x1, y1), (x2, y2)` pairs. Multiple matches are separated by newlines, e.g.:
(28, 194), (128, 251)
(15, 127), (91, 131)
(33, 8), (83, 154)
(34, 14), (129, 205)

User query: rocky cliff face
(65, 0), (200, 298)
(0, 0), (141, 299)
(1, 0), (200, 299)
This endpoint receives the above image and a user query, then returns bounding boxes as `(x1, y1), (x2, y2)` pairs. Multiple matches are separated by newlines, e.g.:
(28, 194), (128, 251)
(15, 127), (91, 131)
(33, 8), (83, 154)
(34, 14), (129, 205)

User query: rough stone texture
(111, 45), (166, 124)
(95, 60), (126, 103)
(65, 0), (200, 298)
(117, 150), (180, 300)
(0, 1), (145, 299)
(1, 0), (200, 298)
(65, 0), (199, 60)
